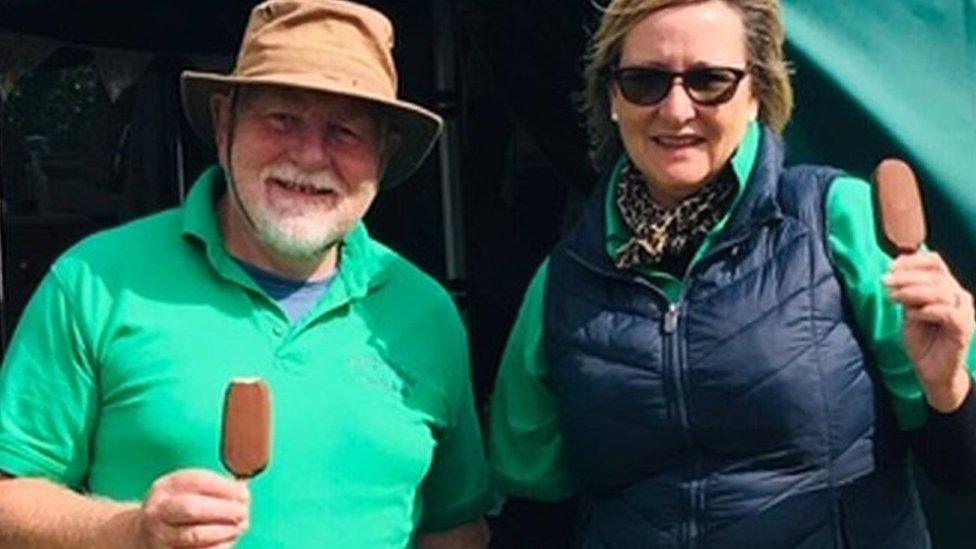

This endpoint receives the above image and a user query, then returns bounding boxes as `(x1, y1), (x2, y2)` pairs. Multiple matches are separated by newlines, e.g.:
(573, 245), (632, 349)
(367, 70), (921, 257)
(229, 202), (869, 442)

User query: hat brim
(181, 70), (443, 189)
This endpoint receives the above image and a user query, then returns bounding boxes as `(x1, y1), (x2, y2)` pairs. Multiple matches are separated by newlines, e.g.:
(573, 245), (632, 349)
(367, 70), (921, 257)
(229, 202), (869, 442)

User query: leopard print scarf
(614, 161), (736, 270)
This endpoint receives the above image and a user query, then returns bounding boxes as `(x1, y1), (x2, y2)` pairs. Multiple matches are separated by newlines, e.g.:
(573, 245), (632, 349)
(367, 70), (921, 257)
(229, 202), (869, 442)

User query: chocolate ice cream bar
(872, 158), (926, 255)
(221, 378), (271, 479)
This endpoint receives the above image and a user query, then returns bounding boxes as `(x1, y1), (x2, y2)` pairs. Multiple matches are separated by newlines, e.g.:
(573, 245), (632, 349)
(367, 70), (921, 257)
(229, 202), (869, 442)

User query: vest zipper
(662, 300), (700, 548)
(663, 303), (678, 333)
(669, 231), (776, 547)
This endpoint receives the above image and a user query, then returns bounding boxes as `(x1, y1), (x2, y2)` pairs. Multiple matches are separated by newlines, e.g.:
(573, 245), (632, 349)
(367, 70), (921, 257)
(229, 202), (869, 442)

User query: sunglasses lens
(684, 68), (742, 104)
(617, 69), (671, 105)
(614, 67), (745, 106)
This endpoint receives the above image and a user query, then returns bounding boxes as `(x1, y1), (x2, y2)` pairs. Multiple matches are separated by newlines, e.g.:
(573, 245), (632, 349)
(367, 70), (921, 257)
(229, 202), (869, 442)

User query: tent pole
(432, 0), (466, 294)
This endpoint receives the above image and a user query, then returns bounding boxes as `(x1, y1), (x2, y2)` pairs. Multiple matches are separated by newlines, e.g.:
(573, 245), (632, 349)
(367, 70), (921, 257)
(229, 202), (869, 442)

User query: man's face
(213, 86), (384, 261)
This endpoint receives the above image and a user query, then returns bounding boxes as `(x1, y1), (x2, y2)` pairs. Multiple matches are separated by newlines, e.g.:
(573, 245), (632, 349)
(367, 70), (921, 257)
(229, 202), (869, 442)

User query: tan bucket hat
(180, 0), (443, 188)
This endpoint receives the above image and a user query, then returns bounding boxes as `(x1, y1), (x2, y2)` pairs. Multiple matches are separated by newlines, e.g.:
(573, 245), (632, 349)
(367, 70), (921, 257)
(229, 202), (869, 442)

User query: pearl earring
(611, 111), (619, 122)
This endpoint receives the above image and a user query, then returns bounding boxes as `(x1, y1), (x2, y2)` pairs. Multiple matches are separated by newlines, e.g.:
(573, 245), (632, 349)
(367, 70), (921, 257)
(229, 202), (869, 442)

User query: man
(0, 1), (491, 547)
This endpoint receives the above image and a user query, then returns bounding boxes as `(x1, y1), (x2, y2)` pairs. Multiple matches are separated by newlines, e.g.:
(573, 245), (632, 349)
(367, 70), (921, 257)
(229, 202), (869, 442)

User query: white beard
(252, 211), (347, 260)
(230, 162), (362, 260)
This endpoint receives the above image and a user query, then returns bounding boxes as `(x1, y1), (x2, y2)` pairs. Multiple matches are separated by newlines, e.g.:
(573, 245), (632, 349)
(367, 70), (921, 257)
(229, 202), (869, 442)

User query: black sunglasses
(611, 66), (748, 106)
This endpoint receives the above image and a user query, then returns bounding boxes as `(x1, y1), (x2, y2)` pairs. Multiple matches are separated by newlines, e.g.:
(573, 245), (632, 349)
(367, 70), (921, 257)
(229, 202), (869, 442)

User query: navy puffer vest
(544, 128), (928, 548)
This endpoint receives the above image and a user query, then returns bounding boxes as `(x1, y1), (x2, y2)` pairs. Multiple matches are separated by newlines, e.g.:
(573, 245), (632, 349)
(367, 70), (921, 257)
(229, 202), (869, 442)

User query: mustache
(260, 163), (343, 193)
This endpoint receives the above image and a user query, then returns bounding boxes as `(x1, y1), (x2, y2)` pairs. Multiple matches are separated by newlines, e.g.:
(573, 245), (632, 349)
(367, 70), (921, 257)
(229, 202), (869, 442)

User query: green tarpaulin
(784, 0), (976, 280)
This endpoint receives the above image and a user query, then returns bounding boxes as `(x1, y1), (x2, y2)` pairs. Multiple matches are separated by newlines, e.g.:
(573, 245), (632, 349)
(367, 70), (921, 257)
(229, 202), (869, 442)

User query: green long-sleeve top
(488, 122), (976, 501)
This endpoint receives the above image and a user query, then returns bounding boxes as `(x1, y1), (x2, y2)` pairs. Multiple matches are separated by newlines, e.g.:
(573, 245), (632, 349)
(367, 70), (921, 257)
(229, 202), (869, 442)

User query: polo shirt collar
(181, 165), (225, 249)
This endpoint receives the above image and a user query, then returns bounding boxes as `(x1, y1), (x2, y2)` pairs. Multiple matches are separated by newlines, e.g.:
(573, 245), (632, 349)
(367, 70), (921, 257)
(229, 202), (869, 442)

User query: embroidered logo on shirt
(348, 355), (417, 399)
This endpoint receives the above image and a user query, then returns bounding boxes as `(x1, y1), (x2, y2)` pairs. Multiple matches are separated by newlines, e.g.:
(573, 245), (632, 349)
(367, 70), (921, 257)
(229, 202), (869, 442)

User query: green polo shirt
(0, 166), (492, 547)
(488, 122), (976, 501)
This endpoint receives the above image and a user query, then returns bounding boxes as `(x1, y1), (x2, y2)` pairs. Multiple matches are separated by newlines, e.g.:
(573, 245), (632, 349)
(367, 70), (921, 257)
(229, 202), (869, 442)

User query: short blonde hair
(582, 0), (793, 172)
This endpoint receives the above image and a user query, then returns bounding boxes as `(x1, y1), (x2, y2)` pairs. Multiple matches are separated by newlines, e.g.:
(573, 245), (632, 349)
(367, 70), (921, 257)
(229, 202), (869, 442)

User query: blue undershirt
(234, 258), (334, 323)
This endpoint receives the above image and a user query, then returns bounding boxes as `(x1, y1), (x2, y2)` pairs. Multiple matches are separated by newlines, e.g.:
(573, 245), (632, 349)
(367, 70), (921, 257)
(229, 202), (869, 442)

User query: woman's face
(611, 0), (758, 207)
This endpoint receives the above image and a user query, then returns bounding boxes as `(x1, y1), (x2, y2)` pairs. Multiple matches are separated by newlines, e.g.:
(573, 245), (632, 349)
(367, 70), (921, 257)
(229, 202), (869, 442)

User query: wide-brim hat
(180, 0), (443, 188)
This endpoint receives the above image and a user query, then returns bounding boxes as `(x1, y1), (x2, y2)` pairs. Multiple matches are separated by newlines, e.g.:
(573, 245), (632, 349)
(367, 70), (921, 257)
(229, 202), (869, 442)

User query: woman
(488, 0), (976, 546)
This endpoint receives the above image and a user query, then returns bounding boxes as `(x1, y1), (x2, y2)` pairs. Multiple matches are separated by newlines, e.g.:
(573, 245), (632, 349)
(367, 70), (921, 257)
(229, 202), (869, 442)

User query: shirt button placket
(271, 323), (298, 374)
(271, 323), (288, 355)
